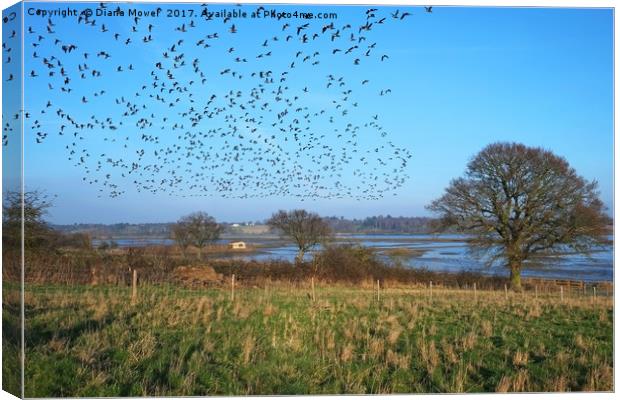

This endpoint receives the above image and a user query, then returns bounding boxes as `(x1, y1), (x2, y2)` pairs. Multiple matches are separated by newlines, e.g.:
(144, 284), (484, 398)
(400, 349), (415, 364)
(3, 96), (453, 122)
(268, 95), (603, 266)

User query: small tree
(267, 209), (331, 264)
(173, 212), (222, 259)
(171, 221), (192, 257)
(428, 142), (609, 290)
(2, 190), (57, 250)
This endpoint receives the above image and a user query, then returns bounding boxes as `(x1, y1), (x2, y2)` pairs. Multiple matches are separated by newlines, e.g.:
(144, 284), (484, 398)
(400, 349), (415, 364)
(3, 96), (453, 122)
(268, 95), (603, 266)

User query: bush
(210, 259), (311, 284)
(313, 244), (384, 283)
(19, 243), (510, 289)
(57, 233), (92, 249)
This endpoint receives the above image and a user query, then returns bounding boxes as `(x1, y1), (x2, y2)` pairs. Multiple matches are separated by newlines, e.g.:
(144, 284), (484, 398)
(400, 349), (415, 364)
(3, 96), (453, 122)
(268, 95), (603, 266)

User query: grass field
(15, 283), (613, 396)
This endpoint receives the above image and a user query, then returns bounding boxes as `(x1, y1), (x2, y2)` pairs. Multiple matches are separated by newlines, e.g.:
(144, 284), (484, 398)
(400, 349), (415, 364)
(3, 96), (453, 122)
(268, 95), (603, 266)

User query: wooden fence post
(376, 279), (380, 301)
(429, 281), (433, 300)
(311, 277), (316, 302)
(131, 269), (137, 305)
(560, 286), (564, 302)
(231, 274), (235, 302)
(535, 285), (538, 300)
(504, 284), (508, 301)
(474, 282), (477, 300)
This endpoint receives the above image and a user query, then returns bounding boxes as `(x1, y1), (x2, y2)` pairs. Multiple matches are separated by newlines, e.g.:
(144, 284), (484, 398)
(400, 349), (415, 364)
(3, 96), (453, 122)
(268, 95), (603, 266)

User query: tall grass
(3, 285), (21, 397)
(22, 283), (612, 396)
(10, 244), (613, 395)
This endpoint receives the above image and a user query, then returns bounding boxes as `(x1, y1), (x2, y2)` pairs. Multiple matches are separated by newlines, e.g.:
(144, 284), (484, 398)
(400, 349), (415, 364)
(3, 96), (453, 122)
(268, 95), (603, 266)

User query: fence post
(376, 279), (380, 301)
(535, 285), (538, 300)
(504, 284), (508, 301)
(474, 282), (477, 301)
(429, 281), (433, 300)
(560, 286), (564, 302)
(311, 277), (316, 302)
(131, 269), (138, 305)
(593, 287), (596, 302)
(231, 274), (235, 302)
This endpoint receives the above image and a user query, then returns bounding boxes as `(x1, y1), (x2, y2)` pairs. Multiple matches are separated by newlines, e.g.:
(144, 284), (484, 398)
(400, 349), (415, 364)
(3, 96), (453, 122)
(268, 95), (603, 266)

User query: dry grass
(19, 284), (613, 396)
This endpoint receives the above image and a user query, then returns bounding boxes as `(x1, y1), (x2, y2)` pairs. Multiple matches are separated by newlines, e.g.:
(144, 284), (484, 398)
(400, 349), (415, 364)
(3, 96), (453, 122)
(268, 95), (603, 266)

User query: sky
(2, 3), (614, 224)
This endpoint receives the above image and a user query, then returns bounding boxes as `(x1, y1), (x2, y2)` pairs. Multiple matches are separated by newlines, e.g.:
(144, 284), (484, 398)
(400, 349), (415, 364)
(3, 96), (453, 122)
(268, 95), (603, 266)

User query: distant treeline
(52, 223), (173, 238)
(324, 216), (437, 233)
(52, 216), (440, 238)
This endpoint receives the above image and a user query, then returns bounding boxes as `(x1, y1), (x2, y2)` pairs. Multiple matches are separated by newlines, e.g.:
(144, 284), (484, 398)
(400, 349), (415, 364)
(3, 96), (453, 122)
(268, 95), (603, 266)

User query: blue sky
(3, 3), (614, 223)
(2, 2), (22, 197)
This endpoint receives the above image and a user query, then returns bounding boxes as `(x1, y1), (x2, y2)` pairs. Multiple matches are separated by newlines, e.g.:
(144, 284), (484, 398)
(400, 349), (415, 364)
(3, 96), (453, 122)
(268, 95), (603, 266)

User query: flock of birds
(3, 4), (433, 200)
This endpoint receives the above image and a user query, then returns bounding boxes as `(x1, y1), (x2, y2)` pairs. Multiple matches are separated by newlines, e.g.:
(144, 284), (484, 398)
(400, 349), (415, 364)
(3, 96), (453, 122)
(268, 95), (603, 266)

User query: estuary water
(93, 234), (613, 282)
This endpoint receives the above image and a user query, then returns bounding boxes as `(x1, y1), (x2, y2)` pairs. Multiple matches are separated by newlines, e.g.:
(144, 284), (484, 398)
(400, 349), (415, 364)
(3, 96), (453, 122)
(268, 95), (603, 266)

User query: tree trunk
(295, 249), (305, 265)
(509, 261), (522, 291)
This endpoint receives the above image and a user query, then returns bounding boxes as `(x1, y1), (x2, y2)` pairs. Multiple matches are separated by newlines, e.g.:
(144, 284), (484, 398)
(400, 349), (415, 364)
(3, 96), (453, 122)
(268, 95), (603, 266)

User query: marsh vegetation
(14, 282), (612, 396)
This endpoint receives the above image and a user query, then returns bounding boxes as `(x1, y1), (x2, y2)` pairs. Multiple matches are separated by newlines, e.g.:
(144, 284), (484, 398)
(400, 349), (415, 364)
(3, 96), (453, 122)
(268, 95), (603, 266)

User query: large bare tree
(172, 212), (222, 259)
(267, 209), (331, 263)
(428, 143), (609, 290)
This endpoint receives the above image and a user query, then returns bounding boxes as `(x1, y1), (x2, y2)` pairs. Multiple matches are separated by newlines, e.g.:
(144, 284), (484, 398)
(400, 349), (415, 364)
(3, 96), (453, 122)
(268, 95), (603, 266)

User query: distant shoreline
(86, 234), (613, 283)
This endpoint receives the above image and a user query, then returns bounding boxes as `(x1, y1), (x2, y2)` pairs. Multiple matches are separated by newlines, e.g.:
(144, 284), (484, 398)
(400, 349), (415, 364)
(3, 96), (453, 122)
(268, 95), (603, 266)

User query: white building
(229, 241), (246, 250)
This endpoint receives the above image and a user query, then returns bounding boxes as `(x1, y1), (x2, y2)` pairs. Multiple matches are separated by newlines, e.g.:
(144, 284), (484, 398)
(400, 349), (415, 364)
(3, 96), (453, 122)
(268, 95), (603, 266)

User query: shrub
(313, 244), (384, 283)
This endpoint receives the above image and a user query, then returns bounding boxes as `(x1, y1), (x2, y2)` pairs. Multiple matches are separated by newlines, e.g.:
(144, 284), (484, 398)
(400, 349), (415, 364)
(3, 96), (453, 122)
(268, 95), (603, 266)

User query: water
(93, 234), (613, 282)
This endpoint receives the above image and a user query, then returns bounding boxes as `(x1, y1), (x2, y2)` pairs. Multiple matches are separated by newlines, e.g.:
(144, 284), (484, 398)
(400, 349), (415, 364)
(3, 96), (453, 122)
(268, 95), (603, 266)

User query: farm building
(229, 241), (247, 250)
